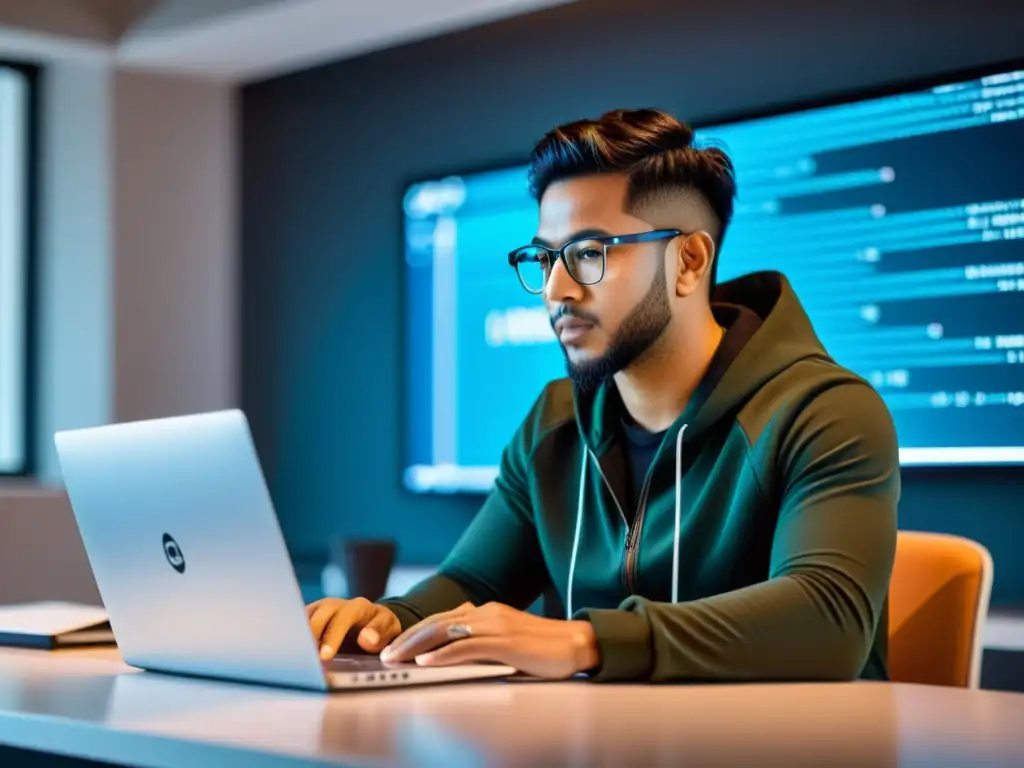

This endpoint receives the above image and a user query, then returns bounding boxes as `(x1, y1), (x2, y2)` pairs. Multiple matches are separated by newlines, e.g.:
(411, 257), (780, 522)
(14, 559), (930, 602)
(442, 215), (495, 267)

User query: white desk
(0, 647), (1022, 767)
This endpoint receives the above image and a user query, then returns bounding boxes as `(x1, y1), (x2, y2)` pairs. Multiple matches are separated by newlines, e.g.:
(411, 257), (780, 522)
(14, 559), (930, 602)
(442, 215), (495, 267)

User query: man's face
(535, 174), (674, 391)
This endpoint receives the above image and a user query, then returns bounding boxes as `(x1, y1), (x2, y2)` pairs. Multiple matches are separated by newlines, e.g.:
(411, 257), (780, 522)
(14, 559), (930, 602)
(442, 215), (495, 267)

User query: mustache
(550, 305), (600, 328)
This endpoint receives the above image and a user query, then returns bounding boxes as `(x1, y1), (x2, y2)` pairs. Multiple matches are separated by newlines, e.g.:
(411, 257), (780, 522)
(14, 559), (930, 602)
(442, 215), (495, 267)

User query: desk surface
(0, 647), (1022, 767)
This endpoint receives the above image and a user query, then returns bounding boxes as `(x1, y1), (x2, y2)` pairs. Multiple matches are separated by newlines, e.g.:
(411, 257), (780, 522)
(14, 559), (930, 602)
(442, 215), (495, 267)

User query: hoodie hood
(574, 270), (831, 453)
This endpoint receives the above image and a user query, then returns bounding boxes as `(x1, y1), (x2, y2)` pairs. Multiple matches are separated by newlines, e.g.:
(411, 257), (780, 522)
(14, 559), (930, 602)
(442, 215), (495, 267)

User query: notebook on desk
(0, 601), (115, 650)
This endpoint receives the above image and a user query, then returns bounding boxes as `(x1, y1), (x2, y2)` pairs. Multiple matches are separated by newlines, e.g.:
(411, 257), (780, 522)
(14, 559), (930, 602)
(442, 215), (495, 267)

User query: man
(306, 108), (900, 682)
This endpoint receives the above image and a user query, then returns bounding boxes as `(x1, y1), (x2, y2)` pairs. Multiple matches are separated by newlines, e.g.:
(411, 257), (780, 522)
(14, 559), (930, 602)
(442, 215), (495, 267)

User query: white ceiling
(0, 0), (576, 83)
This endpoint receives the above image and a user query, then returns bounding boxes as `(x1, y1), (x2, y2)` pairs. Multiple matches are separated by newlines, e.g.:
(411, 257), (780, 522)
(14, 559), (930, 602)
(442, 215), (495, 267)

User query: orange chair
(888, 531), (993, 688)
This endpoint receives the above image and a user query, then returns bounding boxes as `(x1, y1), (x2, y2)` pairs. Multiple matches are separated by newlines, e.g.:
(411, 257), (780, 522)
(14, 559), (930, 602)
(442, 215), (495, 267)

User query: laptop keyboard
(325, 654), (400, 672)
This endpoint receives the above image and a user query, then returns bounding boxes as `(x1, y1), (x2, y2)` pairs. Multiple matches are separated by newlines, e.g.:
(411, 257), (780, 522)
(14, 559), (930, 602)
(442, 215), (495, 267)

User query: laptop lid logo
(162, 533), (186, 574)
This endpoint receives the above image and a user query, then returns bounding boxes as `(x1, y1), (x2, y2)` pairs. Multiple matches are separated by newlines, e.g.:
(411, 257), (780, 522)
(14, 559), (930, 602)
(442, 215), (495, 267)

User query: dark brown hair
(528, 108), (736, 289)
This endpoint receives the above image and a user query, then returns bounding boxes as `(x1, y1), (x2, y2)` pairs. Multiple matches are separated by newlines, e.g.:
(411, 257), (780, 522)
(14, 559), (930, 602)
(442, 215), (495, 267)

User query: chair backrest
(888, 531), (993, 688)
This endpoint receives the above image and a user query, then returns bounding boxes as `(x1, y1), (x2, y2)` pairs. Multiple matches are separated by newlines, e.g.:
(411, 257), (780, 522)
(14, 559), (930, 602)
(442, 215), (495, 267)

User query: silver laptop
(53, 409), (515, 692)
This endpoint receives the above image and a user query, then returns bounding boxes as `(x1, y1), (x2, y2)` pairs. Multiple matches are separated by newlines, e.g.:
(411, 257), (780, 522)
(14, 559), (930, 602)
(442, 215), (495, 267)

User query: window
(0, 63), (32, 475)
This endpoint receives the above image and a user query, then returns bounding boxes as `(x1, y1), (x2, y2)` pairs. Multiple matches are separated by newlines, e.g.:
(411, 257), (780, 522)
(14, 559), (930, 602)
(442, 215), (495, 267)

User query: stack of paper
(0, 601), (115, 649)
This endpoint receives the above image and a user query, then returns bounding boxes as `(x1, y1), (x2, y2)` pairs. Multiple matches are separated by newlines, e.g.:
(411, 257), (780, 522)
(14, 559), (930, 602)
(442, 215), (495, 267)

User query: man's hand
(379, 602), (600, 679)
(306, 598), (402, 660)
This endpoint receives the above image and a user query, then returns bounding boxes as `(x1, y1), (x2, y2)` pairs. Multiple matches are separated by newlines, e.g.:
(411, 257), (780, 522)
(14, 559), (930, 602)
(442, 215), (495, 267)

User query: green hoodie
(382, 271), (900, 682)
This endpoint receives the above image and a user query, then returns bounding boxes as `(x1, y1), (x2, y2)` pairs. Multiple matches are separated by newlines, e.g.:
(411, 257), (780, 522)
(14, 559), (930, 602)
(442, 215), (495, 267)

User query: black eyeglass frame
(507, 228), (683, 294)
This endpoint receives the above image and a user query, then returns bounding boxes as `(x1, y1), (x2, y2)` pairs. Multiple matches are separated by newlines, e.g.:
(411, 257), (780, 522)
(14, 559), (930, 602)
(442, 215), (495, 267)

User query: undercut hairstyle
(527, 108), (737, 290)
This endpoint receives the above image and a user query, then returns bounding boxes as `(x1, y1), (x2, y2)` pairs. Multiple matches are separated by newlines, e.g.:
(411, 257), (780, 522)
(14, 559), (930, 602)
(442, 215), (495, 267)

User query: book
(0, 601), (115, 649)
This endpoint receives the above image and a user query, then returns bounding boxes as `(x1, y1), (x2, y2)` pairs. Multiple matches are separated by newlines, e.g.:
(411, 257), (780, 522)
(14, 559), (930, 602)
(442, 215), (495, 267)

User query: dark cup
(330, 539), (397, 602)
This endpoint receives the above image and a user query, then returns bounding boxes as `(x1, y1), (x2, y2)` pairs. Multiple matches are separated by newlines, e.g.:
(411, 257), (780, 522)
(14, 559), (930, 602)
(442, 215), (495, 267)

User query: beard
(557, 265), (672, 394)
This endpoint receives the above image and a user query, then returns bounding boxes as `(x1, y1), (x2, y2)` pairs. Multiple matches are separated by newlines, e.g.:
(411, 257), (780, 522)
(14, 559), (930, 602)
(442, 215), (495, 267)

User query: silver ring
(446, 623), (473, 640)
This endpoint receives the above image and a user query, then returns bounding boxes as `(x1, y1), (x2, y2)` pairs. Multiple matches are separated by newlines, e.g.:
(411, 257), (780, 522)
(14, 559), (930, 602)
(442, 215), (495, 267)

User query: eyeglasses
(507, 229), (682, 294)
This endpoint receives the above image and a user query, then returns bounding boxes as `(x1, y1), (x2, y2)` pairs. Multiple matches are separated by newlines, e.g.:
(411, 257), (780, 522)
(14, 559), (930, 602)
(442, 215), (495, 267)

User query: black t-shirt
(621, 305), (763, 517)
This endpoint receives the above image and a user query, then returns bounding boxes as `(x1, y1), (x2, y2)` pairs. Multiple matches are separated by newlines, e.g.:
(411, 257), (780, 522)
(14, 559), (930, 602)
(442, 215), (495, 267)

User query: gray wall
(0, 489), (100, 606)
(113, 68), (237, 424)
(33, 62), (237, 480)
(240, 0), (1024, 603)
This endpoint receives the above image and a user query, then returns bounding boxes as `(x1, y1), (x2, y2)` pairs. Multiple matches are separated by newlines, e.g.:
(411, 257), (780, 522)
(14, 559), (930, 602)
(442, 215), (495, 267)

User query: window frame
(0, 59), (39, 478)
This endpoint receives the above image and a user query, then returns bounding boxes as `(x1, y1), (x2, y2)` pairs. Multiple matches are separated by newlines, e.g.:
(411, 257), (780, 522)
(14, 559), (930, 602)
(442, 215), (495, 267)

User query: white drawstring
(672, 424), (687, 605)
(566, 449), (588, 619)
(566, 423), (688, 617)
